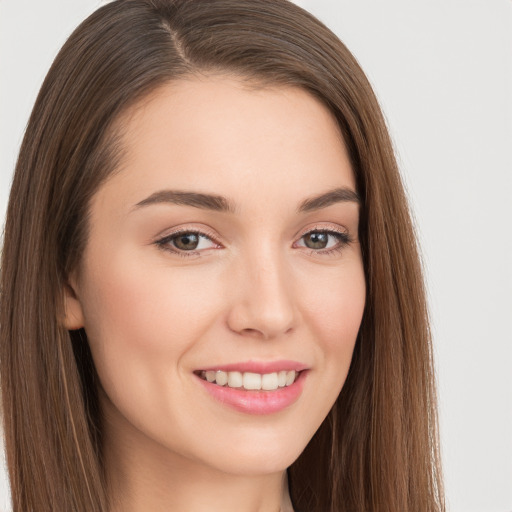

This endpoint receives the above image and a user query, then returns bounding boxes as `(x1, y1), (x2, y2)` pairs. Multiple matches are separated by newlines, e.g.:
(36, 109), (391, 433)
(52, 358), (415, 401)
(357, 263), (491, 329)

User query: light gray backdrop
(1, 1), (511, 511)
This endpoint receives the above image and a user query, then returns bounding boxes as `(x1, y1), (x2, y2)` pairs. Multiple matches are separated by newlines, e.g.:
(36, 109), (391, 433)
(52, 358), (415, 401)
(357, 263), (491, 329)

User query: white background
(1, 1), (511, 511)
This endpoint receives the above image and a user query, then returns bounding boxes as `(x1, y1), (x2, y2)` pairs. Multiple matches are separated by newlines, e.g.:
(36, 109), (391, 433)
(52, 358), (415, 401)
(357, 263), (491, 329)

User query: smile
(195, 362), (308, 415)
(198, 370), (300, 391)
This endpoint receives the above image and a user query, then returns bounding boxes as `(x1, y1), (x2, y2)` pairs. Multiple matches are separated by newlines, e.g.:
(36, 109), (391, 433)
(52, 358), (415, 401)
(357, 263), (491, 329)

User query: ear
(62, 278), (85, 330)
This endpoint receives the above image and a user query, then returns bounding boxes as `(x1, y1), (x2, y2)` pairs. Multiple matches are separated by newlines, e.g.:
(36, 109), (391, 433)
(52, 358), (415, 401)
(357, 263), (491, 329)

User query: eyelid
(296, 223), (349, 237)
(153, 223), (221, 243)
(294, 222), (352, 244)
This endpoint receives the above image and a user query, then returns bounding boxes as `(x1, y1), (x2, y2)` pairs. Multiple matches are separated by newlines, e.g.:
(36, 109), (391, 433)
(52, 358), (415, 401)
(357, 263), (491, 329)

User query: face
(65, 76), (366, 476)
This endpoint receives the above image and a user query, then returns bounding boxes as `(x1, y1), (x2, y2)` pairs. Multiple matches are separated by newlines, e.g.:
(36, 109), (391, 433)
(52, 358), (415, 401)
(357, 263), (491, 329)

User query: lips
(194, 360), (308, 415)
(198, 360), (309, 374)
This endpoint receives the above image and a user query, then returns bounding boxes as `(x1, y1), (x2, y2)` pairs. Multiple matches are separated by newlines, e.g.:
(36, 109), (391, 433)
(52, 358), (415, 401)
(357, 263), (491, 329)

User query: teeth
(261, 372), (278, 390)
(201, 370), (299, 390)
(285, 370), (295, 386)
(227, 371), (243, 388)
(243, 372), (262, 390)
(215, 371), (228, 386)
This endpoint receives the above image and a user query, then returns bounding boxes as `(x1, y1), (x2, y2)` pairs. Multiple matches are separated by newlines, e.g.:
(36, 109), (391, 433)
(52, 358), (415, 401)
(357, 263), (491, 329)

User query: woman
(0, 0), (445, 511)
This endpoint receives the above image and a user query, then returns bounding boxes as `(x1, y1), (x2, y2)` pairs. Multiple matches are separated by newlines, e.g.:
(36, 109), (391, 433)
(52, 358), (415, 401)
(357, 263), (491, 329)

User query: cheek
(301, 261), (366, 348)
(82, 246), (217, 334)
(77, 248), (223, 396)
(299, 259), (365, 394)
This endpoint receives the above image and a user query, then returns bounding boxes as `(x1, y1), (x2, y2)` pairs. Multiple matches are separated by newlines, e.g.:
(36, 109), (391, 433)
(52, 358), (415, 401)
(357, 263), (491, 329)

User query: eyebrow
(132, 187), (360, 214)
(297, 187), (361, 212)
(133, 190), (236, 213)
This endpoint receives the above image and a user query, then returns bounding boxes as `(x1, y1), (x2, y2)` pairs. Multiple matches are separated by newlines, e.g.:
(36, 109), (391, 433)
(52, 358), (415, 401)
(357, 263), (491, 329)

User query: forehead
(99, 75), (355, 214)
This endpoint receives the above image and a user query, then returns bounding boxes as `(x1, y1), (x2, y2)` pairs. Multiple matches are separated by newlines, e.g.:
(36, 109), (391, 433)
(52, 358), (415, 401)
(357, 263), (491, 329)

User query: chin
(198, 433), (309, 477)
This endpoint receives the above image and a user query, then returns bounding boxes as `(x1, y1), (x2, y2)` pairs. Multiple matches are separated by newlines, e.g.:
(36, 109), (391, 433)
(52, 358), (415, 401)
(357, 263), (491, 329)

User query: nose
(226, 248), (299, 340)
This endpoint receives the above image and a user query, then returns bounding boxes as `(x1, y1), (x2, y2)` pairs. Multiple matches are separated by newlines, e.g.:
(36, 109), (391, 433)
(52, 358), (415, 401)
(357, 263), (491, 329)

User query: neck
(103, 408), (294, 512)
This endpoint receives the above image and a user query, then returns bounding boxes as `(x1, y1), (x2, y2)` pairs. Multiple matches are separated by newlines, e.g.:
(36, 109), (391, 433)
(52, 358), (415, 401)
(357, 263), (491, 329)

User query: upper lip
(196, 360), (309, 374)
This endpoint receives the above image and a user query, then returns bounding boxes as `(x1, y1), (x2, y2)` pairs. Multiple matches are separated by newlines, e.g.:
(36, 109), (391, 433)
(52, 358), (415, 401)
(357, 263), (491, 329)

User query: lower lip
(196, 371), (307, 415)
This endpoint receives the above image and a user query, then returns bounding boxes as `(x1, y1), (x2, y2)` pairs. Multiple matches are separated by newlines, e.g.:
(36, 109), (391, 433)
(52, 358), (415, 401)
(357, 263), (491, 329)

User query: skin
(64, 76), (366, 512)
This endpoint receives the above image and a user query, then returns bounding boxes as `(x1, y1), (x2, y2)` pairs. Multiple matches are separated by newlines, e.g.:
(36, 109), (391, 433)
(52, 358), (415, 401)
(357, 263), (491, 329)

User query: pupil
(305, 232), (328, 249)
(175, 233), (199, 250)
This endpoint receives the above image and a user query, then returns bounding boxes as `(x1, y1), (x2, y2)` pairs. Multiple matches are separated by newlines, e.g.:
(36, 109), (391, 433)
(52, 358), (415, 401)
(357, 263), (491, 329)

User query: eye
(155, 230), (219, 254)
(301, 232), (334, 250)
(295, 229), (351, 253)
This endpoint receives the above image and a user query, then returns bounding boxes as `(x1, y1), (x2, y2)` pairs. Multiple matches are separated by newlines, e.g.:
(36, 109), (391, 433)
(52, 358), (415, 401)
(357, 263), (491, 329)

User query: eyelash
(155, 228), (220, 258)
(154, 226), (353, 258)
(298, 227), (353, 257)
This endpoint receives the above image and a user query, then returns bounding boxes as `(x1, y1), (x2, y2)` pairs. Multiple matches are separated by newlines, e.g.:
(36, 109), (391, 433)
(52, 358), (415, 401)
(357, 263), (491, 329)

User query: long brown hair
(0, 1), (444, 510)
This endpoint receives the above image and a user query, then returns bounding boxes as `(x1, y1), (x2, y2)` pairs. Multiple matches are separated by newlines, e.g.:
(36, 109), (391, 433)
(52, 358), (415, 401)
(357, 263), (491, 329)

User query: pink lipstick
(194, 360), (308, 415)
